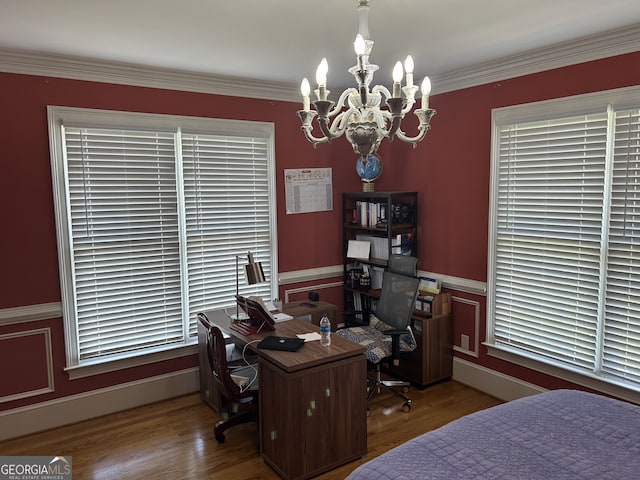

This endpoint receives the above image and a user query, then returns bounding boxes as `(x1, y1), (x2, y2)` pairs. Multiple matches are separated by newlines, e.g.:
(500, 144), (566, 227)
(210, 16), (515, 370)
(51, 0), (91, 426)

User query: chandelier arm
(401, 97), (417, 115)
(298, 110), (331, 145)
(317, 117), (337, 140)
(330, 88), (359, 116)
(394, 126), (429, 146)
(387, 115), (403, 139)
(329, 109), (357, 138)
(401, 85), (419, 115)
(393, 108), (437, 145)
(371, 84), (416, 116)
(366, 109), (392, 138)
(319, 109), (354, 141)
(301, 125), (332, 146)
(371, 84), (393, 102)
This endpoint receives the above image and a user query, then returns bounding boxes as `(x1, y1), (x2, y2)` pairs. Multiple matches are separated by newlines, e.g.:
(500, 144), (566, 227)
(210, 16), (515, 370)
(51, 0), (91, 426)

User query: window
(48, 107), (276, 377)
(487, 86), (640, 394)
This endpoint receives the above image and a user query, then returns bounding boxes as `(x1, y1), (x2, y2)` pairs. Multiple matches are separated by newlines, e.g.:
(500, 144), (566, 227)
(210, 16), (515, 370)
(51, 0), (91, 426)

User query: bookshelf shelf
(342, 191), (418, 326)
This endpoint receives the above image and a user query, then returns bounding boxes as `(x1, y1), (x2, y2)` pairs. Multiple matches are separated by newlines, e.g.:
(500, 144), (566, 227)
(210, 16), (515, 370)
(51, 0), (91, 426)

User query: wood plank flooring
(0, 380), (502, 479)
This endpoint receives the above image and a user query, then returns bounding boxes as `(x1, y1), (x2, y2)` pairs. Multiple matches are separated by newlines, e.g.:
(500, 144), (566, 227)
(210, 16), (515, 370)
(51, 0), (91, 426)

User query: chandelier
(297, 0), (435, 166)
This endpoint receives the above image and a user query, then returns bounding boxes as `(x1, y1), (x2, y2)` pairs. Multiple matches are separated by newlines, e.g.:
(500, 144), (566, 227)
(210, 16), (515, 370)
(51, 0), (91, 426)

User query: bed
(346, 389), (640, 480)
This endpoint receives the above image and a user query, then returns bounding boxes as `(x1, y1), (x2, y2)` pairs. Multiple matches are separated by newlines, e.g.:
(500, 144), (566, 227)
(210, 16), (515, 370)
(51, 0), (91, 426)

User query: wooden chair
(197, 312), (259, 443)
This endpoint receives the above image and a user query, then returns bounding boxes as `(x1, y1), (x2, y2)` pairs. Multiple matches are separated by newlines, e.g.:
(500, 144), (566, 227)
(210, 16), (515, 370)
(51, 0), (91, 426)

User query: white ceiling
(1, 0), (640, 94)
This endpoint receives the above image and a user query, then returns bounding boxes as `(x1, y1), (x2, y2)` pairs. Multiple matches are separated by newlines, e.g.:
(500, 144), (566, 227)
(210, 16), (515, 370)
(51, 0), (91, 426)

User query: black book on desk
(257, 336), (304, 352)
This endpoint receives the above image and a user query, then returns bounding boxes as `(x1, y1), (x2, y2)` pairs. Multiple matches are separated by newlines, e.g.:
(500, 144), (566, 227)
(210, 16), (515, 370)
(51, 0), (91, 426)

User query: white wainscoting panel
(0, 328), (55, 403)
(452, 296), (481, 358)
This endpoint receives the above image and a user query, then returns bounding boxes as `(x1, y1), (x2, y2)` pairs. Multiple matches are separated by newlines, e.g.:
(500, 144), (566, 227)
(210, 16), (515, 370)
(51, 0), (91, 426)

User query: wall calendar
(284, 168), (333, 214)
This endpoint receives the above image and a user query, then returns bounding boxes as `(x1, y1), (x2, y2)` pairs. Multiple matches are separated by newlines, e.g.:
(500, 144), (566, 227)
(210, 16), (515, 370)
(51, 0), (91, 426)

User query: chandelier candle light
(297, 0), (435, 189)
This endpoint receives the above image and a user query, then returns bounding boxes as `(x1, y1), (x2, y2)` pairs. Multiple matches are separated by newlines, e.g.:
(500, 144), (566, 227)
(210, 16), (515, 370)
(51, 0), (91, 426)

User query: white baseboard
(452, 357), (547, 401)
(0, 367), (199, 442)
(0, 359), (546, 441)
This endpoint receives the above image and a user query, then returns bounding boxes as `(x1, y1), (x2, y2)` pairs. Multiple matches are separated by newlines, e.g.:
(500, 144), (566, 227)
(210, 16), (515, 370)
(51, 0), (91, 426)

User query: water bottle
(320, 313), (331, 346)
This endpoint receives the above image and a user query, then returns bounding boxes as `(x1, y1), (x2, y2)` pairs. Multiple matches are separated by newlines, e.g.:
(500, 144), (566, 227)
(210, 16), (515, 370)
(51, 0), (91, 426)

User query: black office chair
(336, 255), (420, 413)
(197, 312), (259, 443)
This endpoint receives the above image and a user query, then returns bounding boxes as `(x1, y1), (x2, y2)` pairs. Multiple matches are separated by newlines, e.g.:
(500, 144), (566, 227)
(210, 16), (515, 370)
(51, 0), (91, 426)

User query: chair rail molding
(0, 302), (62, 326)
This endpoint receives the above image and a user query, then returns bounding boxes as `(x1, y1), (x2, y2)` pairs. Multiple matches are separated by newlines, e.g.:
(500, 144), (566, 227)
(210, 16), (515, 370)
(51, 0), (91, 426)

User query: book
(419, 277), (441, 294)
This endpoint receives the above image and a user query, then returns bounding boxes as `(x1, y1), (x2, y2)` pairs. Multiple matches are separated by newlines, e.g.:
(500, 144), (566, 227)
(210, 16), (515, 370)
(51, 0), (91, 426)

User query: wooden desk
(204, 312), (368, 480)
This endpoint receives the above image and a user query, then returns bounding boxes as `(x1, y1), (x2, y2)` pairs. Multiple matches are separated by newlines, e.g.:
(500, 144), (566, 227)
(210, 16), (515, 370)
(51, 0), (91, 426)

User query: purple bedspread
(346, 389), (640, 479)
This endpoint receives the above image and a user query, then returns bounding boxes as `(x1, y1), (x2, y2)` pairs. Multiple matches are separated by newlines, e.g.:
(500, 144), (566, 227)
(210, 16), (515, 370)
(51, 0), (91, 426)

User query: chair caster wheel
(402, 402), (411, 413)
(367, 408), (371, 417)
(215, 433), (226, 443)
(402, 386), (410, 393)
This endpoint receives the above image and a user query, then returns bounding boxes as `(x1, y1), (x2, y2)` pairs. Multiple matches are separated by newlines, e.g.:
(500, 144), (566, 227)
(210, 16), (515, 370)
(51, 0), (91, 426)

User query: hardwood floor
(0, 380), (502, 479)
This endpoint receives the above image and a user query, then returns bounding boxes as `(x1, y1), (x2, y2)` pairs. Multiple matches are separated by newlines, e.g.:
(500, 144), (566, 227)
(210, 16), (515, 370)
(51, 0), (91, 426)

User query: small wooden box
(282, 300), (338, 331)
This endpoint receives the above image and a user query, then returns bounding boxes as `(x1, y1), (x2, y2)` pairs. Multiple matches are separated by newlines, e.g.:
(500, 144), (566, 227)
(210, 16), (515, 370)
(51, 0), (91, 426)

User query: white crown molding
(434, 23), (640, 94)
(0, 47), (298, 102)
(0, 24), (638, 100)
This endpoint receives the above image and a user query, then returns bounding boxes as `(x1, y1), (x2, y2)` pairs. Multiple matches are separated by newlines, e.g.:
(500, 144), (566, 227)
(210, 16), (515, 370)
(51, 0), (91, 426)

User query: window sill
(65, 342), (198, 380)
(485, 343), (640, 404)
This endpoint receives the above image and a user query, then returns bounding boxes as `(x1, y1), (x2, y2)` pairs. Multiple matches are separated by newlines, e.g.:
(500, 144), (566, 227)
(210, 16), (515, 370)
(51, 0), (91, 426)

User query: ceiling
(1, 0), (640, 95)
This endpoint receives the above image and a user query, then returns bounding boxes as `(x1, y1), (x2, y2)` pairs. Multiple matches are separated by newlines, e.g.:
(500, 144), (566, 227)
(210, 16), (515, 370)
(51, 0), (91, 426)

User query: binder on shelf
(370, 266), (384, 290)
(356, 234), (388, 260)
(391, 233), (413, 256)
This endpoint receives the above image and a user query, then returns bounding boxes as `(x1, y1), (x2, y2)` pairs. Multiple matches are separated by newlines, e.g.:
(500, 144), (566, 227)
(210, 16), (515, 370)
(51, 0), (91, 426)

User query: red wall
(426, 51), (640, 389)
(1, 50), (639, 412)
(0, 73), (359, 309)
(0, 73), (357, 410)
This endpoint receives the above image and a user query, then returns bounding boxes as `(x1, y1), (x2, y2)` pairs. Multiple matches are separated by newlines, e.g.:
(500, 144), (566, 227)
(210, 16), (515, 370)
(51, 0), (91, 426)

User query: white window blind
(488, 87), (640, 393)
(182, 133), (272, 338)
(48, 107), (276, 371)
(604, 108), (640, 385)
(64, 127), (184, 360)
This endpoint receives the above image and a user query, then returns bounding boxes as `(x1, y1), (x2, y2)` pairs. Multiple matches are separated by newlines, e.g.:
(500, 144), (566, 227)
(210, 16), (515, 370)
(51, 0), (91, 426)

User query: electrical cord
(238, 339), (260, 393)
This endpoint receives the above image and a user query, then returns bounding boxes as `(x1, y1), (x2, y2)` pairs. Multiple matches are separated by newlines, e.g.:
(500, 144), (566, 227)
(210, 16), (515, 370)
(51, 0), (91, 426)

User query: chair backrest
(197, 313), (242, 400)
(374, 257), (420, 331)
(387, 254), (417, 276)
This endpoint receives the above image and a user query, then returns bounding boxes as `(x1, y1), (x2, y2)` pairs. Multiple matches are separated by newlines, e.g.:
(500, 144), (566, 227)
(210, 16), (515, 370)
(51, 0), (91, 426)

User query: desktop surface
(218, 316), (364, 373)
